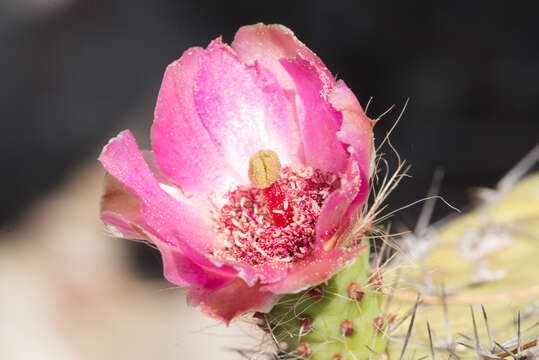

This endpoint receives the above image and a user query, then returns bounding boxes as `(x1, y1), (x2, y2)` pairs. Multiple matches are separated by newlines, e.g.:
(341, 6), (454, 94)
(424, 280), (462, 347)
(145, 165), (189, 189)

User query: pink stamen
(241, 205), (259, 224)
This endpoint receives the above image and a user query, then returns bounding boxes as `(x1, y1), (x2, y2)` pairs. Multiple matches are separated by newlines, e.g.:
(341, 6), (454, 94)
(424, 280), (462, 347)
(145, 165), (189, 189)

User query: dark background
(2, 1), (538, 275)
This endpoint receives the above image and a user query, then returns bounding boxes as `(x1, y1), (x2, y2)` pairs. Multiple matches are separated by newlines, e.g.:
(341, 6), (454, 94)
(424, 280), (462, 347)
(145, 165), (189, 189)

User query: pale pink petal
(329, 80), (374, 178)
(280, 57), (348, 174)
(141, 150), (177, 188)
(100, 173), (151, 240)
(188, 279), (278, 325)
(230, 261), (291, 288)
(193, 38), (302, 180)
(100, 151), (211, 238)
(109, 220), (235, 290)
(262, 244), (366, 294)
(152, 47), (240, 196)
(142, 151), (212, 214)
(232, 23), (335, 92)
(315, 159), (366, 247)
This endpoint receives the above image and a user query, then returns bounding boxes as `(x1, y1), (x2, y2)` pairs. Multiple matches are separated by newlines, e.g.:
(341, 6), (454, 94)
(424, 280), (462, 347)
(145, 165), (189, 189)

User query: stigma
(248, 150), (281, 189)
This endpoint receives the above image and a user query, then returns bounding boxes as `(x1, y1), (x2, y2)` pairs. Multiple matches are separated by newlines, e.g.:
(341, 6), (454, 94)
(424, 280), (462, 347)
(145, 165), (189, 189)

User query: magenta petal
(188, 279), (278, 325)
(104, 218), (234, 290)
(157, 240), (237, 289)
(262, 244), (366, 294)
(100, 173), (153, 240)
(328, 80), (374, 178)
(231, 261), (291, 288)
(99, 130), (216, 250)
(193, 39), (302, 179)
(232, 23), (335, 92)
(316, 159), (365, 247)
(142, 150), (212, 213)
(312, 82), (373, 247)
(281, 57), (348, 174)
(100, 151), (211, 239)
(152, 47), (240, 196)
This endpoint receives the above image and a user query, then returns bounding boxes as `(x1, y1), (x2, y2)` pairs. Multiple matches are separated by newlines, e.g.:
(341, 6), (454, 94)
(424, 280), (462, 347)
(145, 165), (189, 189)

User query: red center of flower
(262, 182), (293, 227)
(213, 166), (339, 265)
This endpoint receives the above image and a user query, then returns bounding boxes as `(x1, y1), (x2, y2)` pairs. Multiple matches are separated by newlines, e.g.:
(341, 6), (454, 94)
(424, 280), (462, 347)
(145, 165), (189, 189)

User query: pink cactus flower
(99, 23), (375, 324)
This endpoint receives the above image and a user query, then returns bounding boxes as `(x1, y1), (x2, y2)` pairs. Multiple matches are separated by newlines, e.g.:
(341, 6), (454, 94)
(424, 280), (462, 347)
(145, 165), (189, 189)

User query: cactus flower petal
(262, 243), (366, 294)
(188, 279), (278, 325)
(151, 47), (240, 196)
(232, 23), (335, 92)
(316, 159), (364, 247)
(329, 79), (375, 178)
(280, 57), (348, 175)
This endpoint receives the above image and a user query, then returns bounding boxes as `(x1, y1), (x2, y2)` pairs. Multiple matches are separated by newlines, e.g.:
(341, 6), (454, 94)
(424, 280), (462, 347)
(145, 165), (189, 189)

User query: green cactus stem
(264, 239), (390, 359)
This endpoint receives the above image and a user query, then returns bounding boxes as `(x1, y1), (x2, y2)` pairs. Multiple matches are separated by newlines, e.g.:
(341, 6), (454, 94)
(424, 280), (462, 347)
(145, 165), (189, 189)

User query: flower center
(213, 165), (340, 265)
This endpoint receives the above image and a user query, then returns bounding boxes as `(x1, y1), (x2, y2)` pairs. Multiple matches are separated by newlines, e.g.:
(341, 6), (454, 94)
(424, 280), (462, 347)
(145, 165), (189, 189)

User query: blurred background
(1, 1), (538, 359)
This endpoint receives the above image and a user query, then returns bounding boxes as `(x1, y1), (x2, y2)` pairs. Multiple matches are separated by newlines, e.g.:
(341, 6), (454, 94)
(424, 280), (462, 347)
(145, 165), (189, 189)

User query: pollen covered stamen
(213, 166), (340, 265)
